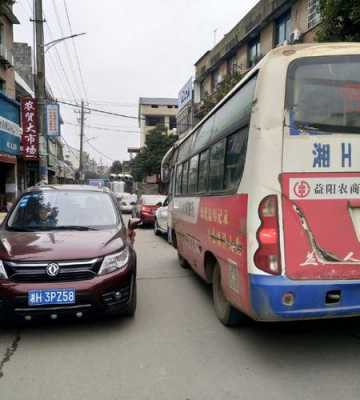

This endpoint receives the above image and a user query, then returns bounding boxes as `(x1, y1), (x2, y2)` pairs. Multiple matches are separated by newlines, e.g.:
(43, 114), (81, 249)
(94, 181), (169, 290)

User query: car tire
(178, 252), (189, 269)
(212, 263), (246, 327)
(154, 219), (161, 236)
(122, 279), (137, 317)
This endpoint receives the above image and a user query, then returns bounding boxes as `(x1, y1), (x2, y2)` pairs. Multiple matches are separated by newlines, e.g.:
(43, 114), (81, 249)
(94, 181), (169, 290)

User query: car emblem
(46, 263), (60, 277)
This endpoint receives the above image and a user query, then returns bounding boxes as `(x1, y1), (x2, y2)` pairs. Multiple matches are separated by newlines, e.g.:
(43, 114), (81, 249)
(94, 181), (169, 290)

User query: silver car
(154, 198), (169, 236)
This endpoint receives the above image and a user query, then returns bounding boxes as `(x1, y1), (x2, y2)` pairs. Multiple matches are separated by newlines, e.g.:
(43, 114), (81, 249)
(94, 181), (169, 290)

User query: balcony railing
(0, 44), (14, 68)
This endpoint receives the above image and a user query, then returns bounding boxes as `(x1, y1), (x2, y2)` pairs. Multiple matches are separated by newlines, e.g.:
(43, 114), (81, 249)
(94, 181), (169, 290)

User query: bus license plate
(28, 289), (76, 306)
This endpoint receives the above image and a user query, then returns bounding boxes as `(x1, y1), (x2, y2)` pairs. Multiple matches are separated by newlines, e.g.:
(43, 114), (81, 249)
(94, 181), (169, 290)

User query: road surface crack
(0, 330), (21, 379)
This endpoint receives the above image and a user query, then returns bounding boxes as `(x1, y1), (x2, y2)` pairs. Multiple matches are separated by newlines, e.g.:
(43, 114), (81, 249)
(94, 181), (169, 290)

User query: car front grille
(3, 258), (102, 283)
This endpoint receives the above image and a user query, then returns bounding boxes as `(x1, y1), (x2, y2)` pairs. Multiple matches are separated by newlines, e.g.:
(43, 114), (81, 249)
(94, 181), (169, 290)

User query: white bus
(166, 43), (360, 326)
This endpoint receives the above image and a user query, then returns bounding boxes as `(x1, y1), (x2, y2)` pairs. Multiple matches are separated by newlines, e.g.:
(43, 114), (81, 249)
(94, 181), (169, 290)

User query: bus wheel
(178, 252), (189, 269)
(213, 263), (245, 327)
(172, 230), (178, 249)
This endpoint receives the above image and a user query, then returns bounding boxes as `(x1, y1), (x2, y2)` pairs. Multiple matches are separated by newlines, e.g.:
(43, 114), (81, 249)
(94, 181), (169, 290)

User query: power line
(51, 0), (84, 101)
(58, 100), (140, 120)
(64, 121), (140, 134)
(44, 19), (79, 104)
(86, 139), (114, 162)
(63, 0), (89, 102)
(57, 97), (138, 107)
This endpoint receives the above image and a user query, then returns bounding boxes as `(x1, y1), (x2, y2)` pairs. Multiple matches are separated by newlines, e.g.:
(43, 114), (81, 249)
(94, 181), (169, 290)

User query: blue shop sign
(0, 92), (21, 155)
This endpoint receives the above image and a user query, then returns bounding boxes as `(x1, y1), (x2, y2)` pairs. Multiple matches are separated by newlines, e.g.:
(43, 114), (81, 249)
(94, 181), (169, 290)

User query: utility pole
(79, 100), (85, 182)
(34, 0), (48, 184)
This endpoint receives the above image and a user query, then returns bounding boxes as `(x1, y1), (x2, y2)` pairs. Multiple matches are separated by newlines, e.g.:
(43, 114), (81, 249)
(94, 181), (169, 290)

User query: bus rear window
(287, 55), (360, 134)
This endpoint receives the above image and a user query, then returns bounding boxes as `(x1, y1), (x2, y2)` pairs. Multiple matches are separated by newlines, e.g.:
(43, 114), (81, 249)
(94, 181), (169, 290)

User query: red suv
(0, 185), (139, 322)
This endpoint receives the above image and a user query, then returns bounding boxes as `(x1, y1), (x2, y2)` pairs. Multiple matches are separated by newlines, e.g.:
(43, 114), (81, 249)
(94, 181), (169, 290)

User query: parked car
(118, 193), (137, 213)
(132, 195), (166, 226)
(0, 185), (140, 322)
(154, 198), (169, 236)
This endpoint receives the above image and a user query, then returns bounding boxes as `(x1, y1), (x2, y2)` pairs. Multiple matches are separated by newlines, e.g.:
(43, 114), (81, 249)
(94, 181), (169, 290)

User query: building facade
(0, 1), (21, 211)
(138, 97), (178, 147)
(193, 0), (321, 120)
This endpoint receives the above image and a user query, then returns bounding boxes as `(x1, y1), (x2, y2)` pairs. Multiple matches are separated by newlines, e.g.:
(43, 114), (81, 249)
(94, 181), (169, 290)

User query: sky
(13, 0), (259, 166)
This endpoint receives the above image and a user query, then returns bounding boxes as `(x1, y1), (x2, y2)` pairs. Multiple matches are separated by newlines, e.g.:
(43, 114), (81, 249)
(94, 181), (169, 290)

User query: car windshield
(287, 55), (360, 133)
(7, 191), (119, 231)
(142, 196), (165, 205)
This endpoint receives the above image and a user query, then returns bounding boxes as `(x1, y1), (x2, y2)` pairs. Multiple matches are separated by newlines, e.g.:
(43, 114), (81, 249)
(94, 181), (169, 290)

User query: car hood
(0, 228), (125, 261)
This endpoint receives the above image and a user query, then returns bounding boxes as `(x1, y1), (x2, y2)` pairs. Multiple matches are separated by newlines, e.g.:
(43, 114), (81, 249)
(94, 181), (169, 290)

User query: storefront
(0, 92), (21, 211)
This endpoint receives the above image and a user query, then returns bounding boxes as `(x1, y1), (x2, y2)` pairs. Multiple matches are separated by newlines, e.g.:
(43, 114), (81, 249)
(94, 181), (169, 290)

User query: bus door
(281, 55), (360, 281)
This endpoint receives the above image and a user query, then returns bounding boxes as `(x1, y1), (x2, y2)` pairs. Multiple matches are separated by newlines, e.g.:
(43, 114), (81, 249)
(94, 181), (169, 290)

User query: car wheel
(154, 219), (161, 236)
(178, 252), (189, 269)
(122, 279), (137, 317)
(212, 263), (246, 327)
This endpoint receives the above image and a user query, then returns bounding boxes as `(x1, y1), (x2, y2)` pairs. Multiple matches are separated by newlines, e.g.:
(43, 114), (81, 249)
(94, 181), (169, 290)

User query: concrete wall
(139, 104), (178, 147)
(194, 0), (319, 105)
(261, 22), (275, 56)
(0, 15), (16, 99)
(13, 42), (33, 89)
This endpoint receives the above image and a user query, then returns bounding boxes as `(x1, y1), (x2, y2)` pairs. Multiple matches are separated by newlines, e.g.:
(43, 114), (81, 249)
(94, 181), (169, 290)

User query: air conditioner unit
(290, 29), (302, 44)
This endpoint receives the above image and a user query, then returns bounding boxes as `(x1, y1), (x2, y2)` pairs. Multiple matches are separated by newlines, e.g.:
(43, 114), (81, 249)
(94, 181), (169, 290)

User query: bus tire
(178, 252), (189, 269)
(172, 230), (178, 249)
(213, 263), (246, 327)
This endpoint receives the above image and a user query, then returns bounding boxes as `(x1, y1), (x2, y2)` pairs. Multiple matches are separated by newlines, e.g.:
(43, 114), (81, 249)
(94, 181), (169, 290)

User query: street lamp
(44, 32), (86, 53)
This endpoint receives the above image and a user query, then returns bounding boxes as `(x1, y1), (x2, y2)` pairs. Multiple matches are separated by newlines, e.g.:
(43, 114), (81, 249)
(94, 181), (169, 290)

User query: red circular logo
(294, 181), (311, 198)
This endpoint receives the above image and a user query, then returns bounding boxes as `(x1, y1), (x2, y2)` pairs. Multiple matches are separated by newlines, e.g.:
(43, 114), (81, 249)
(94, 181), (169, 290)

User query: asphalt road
(1, 224), (360, 399)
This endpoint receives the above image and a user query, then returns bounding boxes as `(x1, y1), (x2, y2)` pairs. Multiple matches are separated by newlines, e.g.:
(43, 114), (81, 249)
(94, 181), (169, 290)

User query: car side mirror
(128, 218), (141, 230)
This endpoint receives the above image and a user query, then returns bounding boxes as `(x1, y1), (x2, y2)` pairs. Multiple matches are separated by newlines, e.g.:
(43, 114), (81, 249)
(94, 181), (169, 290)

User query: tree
(317, 0), (360, 42)
(131, 125), (178, 181)
(197, 71), (244, 120)
(110, 160), (123, 174)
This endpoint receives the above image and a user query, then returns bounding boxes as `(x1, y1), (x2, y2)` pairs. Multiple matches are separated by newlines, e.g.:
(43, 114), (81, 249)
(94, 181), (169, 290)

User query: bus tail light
(254, 195), (282, 275)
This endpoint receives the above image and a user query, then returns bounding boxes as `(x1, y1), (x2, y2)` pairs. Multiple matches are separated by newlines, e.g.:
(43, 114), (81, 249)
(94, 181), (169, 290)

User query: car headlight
(98, 248), (129, 275)
(0, 260), (8, 279)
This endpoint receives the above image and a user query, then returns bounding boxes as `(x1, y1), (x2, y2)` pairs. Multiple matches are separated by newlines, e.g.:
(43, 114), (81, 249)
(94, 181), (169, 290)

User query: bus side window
(175, 164), (183, 195)
(198, 149), (209, 193)
(209, 138), (226, 192)
(224, 128), (249, 190)
(188, 155), (199, 194)
(182, 161), (190, 194)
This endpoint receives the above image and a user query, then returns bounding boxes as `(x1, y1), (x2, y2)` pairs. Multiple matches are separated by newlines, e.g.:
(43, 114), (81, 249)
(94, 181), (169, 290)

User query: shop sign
(178, 78), (193, 110)
(21, 97), (39, 160)
(0, 115), (22, 156)
(46, 103), (60, 137)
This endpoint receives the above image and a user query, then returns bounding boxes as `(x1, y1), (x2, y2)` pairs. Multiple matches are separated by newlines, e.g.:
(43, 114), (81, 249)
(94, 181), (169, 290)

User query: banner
(21, 97), (38, 160)
(46, 103), (60, 137)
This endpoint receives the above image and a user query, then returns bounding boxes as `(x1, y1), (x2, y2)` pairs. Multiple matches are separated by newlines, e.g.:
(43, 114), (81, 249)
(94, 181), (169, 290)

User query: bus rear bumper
(250, 274), (360, 321)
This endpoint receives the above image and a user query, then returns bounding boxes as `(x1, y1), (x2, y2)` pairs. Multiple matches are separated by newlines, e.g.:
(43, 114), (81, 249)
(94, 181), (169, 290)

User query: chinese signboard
(283, 134), (360, 172)
(46, 103), (60, 137)
(0, 116), (22, 156)
(178, 78), (193, 110)
(21, 97), (39, 160)
(290, 177), (360, 200)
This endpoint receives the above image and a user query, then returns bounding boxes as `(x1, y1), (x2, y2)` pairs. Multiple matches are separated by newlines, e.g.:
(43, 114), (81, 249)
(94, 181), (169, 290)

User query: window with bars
(308, 0), (321, 29)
